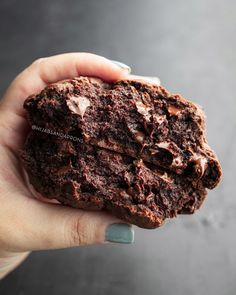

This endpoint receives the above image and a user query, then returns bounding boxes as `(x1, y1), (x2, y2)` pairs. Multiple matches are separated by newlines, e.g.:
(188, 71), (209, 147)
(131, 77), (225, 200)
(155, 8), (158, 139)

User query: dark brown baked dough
(21, 77), (222, 228)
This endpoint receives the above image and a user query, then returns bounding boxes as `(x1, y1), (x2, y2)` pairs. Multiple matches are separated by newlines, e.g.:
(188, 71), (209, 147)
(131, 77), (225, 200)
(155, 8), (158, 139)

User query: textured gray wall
(0, 0), (235, 294)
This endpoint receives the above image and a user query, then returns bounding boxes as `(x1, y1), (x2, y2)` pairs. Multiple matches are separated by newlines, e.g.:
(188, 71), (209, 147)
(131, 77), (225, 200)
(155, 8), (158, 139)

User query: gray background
(0, 0), (235, 294)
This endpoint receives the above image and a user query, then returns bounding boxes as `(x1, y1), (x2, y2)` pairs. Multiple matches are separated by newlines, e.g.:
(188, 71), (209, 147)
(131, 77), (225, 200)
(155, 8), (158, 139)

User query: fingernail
(111, 60), (131, 73)
(105, 223), (135, 244)
(136, 76), (161, 85)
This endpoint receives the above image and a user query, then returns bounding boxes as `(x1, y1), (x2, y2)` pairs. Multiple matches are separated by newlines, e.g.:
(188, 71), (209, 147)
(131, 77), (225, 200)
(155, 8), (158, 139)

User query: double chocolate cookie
(21, 77), (222, 228)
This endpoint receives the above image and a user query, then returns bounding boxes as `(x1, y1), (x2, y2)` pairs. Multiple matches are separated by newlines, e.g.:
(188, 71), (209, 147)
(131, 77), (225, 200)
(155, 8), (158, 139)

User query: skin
(0, 53), (160, 279)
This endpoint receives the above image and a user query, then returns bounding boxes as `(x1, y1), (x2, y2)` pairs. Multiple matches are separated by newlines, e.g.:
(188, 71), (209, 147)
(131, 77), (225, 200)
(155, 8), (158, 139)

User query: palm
(0, 110), (32, 200)
(0, 113), (32, 278)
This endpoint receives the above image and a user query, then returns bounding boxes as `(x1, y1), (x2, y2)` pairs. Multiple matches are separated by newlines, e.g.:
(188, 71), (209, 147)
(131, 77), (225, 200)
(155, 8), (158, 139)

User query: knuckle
(32, 57), (47, 66)
(31, 57), (47, 68)
(66, 213), (90, 247)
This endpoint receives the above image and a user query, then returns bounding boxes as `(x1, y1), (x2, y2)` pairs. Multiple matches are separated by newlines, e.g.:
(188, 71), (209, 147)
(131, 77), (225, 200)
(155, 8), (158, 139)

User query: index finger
(0, 52), (130, 116)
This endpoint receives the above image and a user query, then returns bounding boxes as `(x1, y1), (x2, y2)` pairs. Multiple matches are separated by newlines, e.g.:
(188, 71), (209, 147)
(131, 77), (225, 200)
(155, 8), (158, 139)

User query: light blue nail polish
(105, 223), (135, 244)
(111, 60), (131, 73)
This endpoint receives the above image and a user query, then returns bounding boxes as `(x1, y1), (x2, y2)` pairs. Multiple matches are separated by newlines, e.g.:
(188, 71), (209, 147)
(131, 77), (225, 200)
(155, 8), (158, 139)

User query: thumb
(2, 196), (134, 252)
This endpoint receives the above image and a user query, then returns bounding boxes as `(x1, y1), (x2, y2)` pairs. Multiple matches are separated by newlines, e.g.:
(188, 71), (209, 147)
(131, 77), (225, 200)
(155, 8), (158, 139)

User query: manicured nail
(105, 223), (134, 244)
(111, 60), (131, 73)
(137, 76), (161, 85)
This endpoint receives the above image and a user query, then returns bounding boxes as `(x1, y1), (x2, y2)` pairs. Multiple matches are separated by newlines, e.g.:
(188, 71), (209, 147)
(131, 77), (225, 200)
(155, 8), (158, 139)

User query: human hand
(0, 53), (138, 279)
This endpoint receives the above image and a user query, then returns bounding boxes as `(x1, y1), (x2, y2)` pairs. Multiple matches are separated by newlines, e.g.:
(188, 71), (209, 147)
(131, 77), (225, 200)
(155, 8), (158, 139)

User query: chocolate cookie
(21, 77), (222, 228)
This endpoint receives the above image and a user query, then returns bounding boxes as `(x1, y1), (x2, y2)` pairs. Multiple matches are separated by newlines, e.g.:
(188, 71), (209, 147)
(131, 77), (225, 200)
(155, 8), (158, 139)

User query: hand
(0, 53), (135, 279)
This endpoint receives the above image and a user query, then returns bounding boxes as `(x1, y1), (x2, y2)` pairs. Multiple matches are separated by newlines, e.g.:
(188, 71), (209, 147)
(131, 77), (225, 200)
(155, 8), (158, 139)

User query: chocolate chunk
(167, 104), (182, 116)
(66, 95), (90, 118)
(134, 100), (152, 121)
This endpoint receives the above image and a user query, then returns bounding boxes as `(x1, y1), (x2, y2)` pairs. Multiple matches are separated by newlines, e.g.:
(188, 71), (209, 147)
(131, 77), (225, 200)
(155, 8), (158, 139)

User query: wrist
(0, 251), (30, 279)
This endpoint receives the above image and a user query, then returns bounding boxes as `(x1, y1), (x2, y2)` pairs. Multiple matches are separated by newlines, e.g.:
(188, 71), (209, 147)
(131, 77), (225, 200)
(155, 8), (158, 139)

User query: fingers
(0, 53), (130, 116)
(1, 195), (134, 252)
